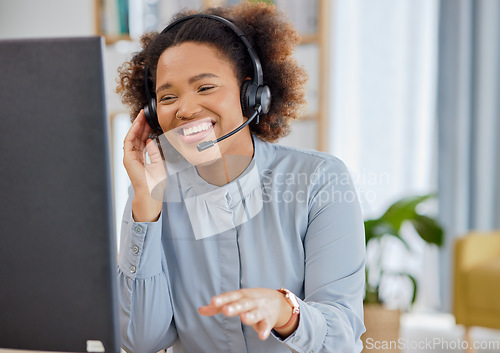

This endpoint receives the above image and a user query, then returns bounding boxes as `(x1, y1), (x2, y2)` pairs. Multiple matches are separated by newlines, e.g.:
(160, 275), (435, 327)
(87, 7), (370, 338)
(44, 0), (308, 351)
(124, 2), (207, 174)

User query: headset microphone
(197, 105), (261, 152)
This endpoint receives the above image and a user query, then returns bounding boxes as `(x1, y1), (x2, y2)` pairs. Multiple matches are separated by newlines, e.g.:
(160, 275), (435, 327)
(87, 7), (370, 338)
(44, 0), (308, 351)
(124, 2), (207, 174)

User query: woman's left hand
(198, 288), (295, 340)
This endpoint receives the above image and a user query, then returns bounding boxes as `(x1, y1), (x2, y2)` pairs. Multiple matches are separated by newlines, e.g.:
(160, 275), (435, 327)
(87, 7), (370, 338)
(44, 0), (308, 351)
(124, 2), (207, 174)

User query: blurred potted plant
(361, 194), (444, 352)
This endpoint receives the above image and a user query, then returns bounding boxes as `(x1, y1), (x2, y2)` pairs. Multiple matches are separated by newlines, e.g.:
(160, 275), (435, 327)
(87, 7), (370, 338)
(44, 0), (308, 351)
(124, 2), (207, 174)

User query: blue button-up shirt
(118, 134), (366, 353)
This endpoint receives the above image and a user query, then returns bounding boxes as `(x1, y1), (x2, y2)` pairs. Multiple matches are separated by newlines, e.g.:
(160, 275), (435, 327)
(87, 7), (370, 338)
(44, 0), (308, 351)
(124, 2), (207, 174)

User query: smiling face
(155, 42), (253, 166)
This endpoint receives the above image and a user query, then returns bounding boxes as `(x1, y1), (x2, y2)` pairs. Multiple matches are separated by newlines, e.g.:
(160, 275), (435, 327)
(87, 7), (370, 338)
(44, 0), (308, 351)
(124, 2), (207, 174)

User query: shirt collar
(164, 134), (271, 205)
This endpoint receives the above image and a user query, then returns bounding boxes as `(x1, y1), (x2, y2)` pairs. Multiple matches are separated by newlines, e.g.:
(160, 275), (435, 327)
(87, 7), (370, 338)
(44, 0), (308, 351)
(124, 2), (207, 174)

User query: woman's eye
(199, 85), (215, 93)
(159, 95), (176, 103)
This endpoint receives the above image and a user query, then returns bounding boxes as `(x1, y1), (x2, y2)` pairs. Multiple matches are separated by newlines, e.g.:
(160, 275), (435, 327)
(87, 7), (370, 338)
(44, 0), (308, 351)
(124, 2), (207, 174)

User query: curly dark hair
(116, 2), (307, 142)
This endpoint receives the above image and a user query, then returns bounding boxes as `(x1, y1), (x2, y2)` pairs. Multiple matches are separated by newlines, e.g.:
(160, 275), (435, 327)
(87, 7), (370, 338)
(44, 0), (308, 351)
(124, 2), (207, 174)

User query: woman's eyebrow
(188, 73), (219, 84)
(156, 73), (220, 95)
(156, 82), (172, 95)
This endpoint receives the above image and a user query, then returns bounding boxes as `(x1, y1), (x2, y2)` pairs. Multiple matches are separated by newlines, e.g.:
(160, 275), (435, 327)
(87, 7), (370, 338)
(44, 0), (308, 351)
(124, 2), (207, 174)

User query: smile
(181, 122), (213, 136)
(173, 117), (216, 146)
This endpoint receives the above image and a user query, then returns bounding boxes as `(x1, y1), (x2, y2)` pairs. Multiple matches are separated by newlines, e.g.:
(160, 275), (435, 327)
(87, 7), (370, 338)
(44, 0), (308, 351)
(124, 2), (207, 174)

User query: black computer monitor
(0, 37), (120, 353)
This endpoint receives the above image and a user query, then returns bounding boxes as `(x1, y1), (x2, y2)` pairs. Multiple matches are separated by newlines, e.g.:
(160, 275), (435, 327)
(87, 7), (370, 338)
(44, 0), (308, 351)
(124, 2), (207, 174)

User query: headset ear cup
(240, 80), (254, 118)
(256, 85), (271, 115)
(143, 65), (161, 131)
(144, 97), (160, 131)
(241, 80), (272, 118)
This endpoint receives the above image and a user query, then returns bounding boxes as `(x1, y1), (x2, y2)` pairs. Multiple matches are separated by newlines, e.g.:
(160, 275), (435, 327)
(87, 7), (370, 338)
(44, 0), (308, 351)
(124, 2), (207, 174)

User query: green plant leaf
(364, 285), (380, 304)
(363, 219), (378, 244)
(363, 193), (443, 308)
(409, 214), (444, 246)
(406, 273), (418, 305)
(364, 219), (394, 243)
(364, 219), (411, 250)
(380, 194), (434, 231)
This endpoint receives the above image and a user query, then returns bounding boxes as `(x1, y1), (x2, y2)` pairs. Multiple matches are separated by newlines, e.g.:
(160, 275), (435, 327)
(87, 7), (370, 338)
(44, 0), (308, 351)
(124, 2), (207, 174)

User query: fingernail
(261, 330), (270, 340)
(214, 297), (222, 306)
(226, 306), (234, 314)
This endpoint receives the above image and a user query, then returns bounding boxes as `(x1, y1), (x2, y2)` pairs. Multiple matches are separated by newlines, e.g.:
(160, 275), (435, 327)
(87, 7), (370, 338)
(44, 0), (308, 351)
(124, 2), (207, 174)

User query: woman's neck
(196, 133), (254, 186)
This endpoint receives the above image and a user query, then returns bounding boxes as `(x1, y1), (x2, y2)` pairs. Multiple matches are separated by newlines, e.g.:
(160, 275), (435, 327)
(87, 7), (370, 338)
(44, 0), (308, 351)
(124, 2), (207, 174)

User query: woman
(117, 3), (365, 353)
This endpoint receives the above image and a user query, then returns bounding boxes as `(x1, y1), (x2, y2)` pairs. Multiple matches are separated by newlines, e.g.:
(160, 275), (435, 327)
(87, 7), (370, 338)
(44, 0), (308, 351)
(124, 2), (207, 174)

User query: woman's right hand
(123, 110), (166, 221)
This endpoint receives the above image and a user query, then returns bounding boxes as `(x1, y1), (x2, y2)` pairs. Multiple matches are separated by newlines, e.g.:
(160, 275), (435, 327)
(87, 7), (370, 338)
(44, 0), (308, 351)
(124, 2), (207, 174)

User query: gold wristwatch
(275, 288), (300, 329)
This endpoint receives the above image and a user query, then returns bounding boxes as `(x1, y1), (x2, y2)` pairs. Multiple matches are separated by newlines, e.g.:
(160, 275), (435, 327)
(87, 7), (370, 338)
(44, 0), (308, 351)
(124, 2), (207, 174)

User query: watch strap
(274, 288), (300, 330)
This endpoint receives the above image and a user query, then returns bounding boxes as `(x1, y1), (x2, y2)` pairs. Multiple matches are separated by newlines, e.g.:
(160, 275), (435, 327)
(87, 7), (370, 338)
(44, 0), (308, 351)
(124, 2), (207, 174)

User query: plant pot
(361, 303), (401, 353)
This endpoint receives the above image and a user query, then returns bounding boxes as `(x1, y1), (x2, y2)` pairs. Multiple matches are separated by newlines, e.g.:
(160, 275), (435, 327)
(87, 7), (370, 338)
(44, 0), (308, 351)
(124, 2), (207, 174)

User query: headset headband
(159, 14), (263, 86)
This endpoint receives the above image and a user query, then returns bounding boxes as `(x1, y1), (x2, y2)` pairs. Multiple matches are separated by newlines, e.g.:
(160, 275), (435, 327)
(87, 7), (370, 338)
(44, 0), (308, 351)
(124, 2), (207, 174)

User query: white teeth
(183, 122), (211, 136)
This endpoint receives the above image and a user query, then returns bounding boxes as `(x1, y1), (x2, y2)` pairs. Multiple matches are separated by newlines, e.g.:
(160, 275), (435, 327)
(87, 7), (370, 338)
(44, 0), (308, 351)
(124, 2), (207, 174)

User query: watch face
(279, 288), (300, 310)
(288, 293), (299, 308)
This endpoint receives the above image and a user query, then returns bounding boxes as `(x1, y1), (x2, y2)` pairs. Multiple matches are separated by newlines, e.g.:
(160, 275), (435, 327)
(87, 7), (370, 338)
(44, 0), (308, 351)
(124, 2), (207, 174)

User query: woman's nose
(175, 96), (202, 120)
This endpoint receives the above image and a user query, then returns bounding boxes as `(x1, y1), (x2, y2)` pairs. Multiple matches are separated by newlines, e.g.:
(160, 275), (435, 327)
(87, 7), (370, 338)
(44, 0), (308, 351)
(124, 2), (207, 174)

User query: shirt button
(130, 266), (136, 274)
(134, 226), (143, 234)
(132, 245), (139, 254)
(292, 336), (300, 344)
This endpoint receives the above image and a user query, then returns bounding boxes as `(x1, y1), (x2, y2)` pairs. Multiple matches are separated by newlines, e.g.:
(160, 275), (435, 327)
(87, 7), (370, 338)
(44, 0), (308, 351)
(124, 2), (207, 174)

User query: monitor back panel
(0, 37), (120, 353)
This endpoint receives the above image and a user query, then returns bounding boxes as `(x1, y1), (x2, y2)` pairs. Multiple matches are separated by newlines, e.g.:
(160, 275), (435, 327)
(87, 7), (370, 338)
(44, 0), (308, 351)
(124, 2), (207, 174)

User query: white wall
(0, 0), (95, 39)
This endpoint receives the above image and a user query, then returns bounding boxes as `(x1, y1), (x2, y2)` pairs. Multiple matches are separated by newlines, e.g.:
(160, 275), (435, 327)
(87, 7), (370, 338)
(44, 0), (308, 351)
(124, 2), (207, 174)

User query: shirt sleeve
(117, 185), (178, 353)
(273, 157), (366, 353)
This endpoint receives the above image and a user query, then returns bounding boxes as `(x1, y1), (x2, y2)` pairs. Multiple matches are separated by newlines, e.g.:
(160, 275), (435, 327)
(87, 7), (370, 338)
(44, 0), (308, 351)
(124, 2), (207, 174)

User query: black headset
(143, 14), (272, 133)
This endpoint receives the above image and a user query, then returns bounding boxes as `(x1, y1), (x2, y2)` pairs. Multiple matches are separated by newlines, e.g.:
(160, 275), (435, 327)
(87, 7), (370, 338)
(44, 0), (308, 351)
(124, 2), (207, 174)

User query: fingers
(145, 138), (163, 163)
(139, 118), (151, 152)
(241, 307), (262, 325)
(198, 304), (219, 316)
(198, 291), (246, 317)
(124, 110), (148, 153)
(123, 110), (167, 198)
(239, 306), (272, 340)
(254, 320), (271, 340)
(223, 298), (257, 317)
(198, 288), (277, 341)
(212, 290), (244, 307)
(124, 110), (144, 141)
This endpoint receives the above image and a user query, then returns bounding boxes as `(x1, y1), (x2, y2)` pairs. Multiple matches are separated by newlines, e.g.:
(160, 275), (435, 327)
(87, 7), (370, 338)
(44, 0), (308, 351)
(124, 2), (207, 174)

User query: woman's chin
(184, 148), (221, 166)
(195, 157), (221, 167)
(165, 130), (222, 167)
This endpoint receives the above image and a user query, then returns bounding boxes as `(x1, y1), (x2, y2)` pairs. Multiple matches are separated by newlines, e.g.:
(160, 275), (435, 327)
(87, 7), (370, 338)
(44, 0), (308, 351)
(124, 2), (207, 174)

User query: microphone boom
(196, 105), (261, 152)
